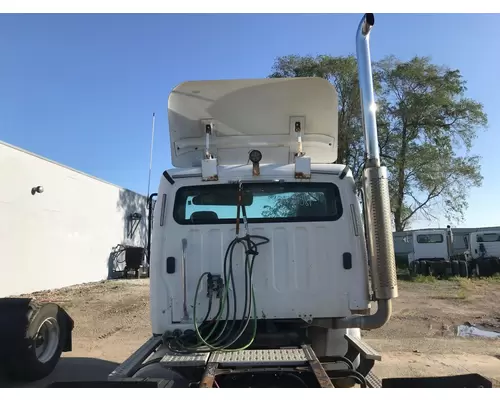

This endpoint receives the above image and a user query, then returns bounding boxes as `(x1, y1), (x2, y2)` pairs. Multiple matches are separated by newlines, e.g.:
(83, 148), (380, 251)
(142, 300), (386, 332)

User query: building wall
(0, 141), (148, 297)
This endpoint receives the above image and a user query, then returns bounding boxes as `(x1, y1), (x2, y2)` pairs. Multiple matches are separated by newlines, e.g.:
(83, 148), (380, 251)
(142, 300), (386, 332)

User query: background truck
(407, 226), (468, 278)
(467, 230), (500, 277)
(407, 227), (500, 278)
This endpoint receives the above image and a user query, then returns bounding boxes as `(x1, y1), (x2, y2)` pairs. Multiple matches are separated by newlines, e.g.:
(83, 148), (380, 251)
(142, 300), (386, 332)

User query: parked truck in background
(407, 227), (500, 278)
(467, 230), (500, 277)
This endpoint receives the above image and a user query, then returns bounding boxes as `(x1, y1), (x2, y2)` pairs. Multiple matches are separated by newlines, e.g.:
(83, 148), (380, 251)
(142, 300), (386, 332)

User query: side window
(477, 233), (500, 243)
(174, 182), (342, 225)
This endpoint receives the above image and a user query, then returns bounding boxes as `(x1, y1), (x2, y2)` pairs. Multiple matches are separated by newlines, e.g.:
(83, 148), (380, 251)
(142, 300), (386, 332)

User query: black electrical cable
(180, 284), (216, 344)
(212, 235), (269, 350)
(280, 373), (309, 388)
(210, 234), (270, 350)
(319, 355), (355, 371)
(207, 238), (239, 345)
(326, 369), (367, 388)
(168, 241), (239, 353)
(167, 234), (269, 353)
(167, 183), (270, 354)
(211, 236), (254, 348)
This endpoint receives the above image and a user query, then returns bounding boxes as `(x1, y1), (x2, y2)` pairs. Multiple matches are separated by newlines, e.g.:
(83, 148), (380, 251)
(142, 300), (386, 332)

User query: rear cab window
(416, 234), (444, 244)
(173, 182), (343, 225)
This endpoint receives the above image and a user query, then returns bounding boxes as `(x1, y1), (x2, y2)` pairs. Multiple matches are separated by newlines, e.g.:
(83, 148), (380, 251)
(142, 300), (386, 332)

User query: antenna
(147, 112), (156, 199)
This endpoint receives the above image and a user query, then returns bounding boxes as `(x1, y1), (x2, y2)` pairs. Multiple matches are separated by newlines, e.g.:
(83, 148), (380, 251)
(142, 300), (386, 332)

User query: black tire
(451, 260), (460, 277)
(0, 299), (70, 382)
(408, 261), (415, 277)
(459, 260), (468, 278)
(444, 261), (452, 277)
(414, 261), (421, 275)
(420, 261), (430, 276)
(474, 260), (481, 277)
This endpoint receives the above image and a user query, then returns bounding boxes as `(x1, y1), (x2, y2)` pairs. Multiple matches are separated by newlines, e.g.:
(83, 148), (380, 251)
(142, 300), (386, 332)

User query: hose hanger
(236, 183), (242, 236)
(235, 181), (249, 237)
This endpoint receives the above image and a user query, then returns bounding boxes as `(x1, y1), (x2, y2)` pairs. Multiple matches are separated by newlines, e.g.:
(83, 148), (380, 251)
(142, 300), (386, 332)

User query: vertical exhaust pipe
(334, 14), (398, 331)
(357, 13), (398, 302)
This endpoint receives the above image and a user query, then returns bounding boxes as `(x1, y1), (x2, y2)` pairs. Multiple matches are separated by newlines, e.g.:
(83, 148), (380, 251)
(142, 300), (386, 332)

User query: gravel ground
(10, 277), (500, 387)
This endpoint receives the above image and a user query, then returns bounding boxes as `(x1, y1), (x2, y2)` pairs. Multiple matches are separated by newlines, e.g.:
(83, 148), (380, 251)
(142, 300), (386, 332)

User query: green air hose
(167, 234), (269, 354)
(193, 237), (262, 351)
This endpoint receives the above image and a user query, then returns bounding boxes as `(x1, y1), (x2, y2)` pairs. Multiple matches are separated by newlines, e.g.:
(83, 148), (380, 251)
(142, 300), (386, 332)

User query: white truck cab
(407, 226), (468, 277)
(150, 78), (372, 338)
(466, 230), (500, 277)
(468, 230), (500, 260)
(408, 229), (449, 263)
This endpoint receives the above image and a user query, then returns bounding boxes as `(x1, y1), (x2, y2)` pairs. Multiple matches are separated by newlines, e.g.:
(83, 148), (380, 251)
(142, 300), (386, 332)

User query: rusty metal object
(252, 162), (260, 176)
(301, 345), (334, 388)
(199, 362), (218, 388)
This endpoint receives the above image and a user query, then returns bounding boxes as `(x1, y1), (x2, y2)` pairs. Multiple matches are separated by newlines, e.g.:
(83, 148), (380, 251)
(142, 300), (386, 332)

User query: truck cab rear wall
(149, 164), (370, 335)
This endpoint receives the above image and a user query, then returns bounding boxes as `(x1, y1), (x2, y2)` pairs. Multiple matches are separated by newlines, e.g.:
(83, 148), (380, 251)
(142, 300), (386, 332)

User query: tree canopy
(269, 54), (487, 231)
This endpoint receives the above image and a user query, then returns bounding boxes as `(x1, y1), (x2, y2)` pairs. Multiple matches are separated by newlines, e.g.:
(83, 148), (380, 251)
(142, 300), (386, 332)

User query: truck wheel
(451, 260), (459, 277)
(474, 261), (481, 277)
(458, 260), (468, 278)
(0, 300), (69, 382)
(414, 261), (421, 276)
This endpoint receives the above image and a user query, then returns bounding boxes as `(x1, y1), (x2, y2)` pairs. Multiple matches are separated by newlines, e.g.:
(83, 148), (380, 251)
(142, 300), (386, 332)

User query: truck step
(344, 334), (381, 361)
(161, 352), (211, 367)
(198, 345), (333, 388)
(365, 371), (382, 388)
(209, 348), (308, 367)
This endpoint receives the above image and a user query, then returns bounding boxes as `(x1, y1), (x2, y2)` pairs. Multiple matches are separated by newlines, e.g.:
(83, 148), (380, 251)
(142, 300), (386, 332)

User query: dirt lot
(11, 277), (500, 387)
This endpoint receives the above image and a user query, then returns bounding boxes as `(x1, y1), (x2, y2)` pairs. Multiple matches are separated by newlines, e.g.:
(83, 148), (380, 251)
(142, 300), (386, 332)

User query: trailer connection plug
(206, 273), (223, 298)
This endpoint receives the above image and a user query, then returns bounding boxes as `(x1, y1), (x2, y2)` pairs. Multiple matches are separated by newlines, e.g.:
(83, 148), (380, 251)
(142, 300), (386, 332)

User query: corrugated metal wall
(0, 141), (148, 297)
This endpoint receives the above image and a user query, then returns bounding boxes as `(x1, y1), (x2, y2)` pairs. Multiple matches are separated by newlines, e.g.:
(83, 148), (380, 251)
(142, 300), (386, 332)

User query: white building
(0, 141), (148, 297)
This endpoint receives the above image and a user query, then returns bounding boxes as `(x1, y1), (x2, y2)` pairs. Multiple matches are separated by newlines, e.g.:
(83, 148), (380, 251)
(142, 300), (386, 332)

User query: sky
(1, 13), (499, 230)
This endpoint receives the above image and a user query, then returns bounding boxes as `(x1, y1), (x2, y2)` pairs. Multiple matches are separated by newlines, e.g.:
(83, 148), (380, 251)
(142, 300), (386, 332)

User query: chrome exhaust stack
(334, 13), (398, 331)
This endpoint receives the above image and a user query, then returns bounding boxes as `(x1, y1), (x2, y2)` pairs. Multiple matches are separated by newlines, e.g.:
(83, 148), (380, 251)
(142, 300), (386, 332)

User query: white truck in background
(407, 226), (500, 278)
(467, 230), (500, 277)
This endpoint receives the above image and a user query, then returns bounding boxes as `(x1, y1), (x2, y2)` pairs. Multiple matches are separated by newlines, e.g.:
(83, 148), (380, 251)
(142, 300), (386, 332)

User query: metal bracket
(201, 119), (215, 159)
(290, 116), (306, 157)
(201, 158), (218, 181)
(295, 155), (311, 179)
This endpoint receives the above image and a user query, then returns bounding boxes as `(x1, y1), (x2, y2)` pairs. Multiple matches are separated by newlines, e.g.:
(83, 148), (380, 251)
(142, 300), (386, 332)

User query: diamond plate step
(209, 348), (308, 367)
(365, 371), (382, 388)
(160, 351), (210, 367)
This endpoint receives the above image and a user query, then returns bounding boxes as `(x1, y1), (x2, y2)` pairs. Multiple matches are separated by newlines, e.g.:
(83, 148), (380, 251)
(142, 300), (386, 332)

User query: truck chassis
(45, 333), (492, 388)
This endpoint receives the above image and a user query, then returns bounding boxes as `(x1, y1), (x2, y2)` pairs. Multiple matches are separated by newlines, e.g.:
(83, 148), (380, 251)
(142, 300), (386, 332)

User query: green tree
(270, 54), (375, 181)
(376, 56), (487, 230)
(269, 54), (487, 230)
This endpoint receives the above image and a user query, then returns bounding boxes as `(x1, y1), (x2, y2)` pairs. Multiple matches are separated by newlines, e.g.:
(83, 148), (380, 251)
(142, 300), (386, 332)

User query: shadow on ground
(2, 357), (118, 388)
